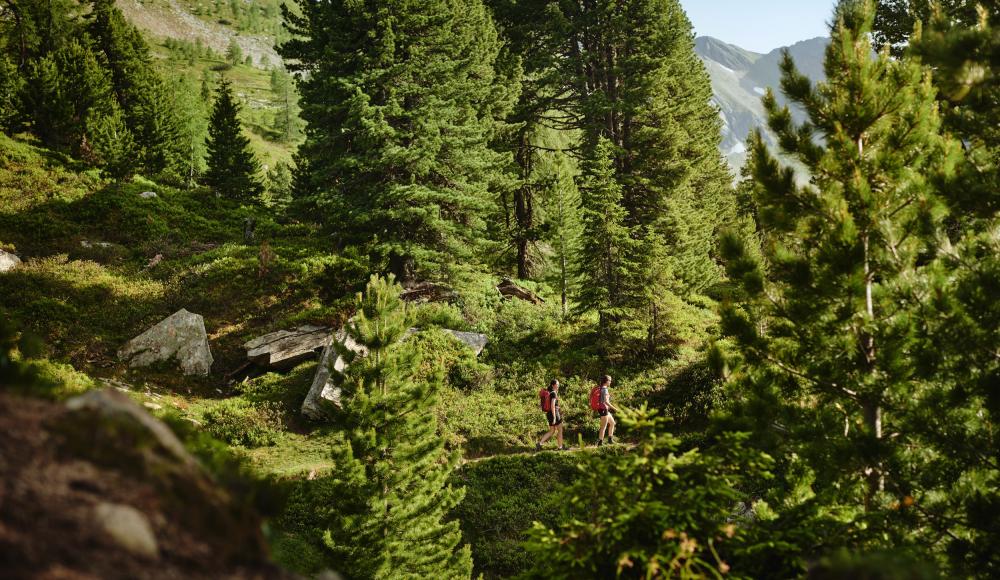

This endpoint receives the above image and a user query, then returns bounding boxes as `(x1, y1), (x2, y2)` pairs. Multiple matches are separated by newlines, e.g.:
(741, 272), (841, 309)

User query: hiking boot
(558, 445), (569, 451)
(535, 442), (542, 452)
(597, 439), (604, 447)
(607, 436), (615, 445)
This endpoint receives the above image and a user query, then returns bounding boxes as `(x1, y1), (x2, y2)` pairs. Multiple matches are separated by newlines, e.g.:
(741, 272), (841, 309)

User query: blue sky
(680, 0), (838, 53)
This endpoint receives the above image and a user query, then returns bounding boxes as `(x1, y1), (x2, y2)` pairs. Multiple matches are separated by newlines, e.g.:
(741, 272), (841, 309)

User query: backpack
(589, 386), (603, 411)
(539, 388), (552, 412)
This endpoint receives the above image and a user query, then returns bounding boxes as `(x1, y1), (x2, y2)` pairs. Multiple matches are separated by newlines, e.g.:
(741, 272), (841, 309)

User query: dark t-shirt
(547, 389), (560, 413)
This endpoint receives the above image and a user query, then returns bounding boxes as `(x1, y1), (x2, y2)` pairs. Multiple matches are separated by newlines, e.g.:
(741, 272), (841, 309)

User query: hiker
(590, 374), (618, 446)
(537, 379), (567, 451)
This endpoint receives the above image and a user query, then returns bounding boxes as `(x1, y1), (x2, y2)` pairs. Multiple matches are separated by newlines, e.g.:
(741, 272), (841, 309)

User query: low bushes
(202, 398), (283, 447)
(451, 452), (582, 578)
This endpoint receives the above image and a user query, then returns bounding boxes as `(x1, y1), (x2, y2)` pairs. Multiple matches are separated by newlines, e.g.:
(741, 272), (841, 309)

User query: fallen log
(497, 278), (544, 305)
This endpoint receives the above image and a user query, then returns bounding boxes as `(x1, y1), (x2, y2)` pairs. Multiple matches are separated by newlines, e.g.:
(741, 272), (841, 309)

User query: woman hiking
(590, 374), (618, 446)
(536, 379), (567, 451)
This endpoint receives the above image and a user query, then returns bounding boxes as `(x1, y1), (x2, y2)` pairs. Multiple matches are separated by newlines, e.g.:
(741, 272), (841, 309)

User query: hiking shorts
(547, 410), (563, 426)
(597, 408), (611, 417)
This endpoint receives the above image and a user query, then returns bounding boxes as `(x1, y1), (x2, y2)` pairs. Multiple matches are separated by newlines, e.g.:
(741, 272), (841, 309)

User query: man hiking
(589, 375), (618, 446)
(537, 379), (567, 451)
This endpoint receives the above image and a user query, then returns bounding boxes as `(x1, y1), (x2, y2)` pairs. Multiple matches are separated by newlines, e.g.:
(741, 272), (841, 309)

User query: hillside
(0, 131), (720, 577)
(695, 35), (829, 169)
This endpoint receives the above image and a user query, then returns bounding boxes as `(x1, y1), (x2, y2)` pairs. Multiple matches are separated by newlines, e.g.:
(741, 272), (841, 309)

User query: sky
(680, 0), (838, 54)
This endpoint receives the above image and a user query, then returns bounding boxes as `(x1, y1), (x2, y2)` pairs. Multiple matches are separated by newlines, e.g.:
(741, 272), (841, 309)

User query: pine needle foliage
(324, 275), (472, 579)
(204, 76), (263, 203)
(280, 0), (516, 280)
(718, 0), (960, 548)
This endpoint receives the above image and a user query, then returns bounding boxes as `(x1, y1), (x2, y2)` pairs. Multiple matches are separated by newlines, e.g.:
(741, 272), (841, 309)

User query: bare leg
(608, 414), (616, 438)
(540, 426), (556, 444)
(556, 424), (564, 447)
(598, 415), (610, 440)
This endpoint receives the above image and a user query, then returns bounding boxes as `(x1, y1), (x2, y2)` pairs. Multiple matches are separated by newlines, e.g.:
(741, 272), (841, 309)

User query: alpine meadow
(3, 0), (1000, 578)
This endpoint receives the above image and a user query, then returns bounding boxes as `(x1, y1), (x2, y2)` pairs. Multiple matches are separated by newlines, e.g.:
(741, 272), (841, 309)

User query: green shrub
(450, 453), (581, 578)
(202, 398), (283, 447)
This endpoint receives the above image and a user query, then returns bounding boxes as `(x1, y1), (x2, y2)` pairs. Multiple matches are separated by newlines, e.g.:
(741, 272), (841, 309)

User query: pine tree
(226, 37), (242, 65)
(574, 137), (641, 350)
(557, 0), (734, 294)
(719, 0), (959, 539)
(204, 76), (262, 202)
(324, 275), (472, 578)
(88, 0), (187, 179)
(0, 55), (22, 131)
(280, 0), (516, 281)
(901, 5), (1000, 573)
(22, 38), (118, 155)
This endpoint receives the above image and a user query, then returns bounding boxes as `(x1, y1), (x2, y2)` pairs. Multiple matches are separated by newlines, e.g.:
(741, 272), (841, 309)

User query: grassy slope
(1, 130), (724, 576)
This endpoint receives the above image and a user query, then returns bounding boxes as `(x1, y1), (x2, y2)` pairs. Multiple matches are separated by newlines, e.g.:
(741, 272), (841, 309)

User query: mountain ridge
(695, 35), (829, 171)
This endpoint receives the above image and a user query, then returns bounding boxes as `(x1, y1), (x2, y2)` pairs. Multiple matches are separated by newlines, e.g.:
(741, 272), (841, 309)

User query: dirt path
(461, 443), (636, 465)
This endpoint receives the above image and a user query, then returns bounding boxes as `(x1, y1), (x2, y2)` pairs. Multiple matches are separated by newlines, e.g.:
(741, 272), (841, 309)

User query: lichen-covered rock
(442, 329), (488, 356)
(93, 502), (159, 559)
(0, 249), (21, 273)
(118, 309), (213, 376)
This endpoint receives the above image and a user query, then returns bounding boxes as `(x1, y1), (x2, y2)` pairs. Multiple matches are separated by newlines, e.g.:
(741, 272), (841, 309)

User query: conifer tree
(902, 5), (1000, 573)
(719, 0), (959, 533)
(280, 0), (516, 281)
(226, 38), (242, 65)
(324, 275), (472, 578)
(559, 0), (734, 293)
(88, 0), (186, 179)
(204, 76), (262, 202)
(0, 55), (22, 131)
(574, 138), (641, 348)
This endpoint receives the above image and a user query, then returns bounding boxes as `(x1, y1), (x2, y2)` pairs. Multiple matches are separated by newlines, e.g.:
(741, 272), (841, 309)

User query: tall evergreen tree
(280, 0), (516, 281)
(558, 0), (734, 293)
(87, 0), (186, 179)
(902, 5), (1000, 573)
(324, 275), (472, 578)
(204, 76), (262, 202)
(719, 0), (959, 544)
(574, 137), (641, 349)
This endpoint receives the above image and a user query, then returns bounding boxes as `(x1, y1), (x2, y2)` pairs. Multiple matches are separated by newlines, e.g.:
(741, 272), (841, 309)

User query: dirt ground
(0, 392), (294, 579)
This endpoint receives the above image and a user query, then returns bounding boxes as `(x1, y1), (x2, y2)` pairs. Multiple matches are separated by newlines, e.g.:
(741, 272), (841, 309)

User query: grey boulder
(93, 502), (159, 559)
(0, 249), (20, 273)
(118, 309), (213, 376)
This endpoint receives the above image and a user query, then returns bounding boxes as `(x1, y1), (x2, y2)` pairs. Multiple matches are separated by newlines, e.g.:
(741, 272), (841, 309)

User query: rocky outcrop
(0, 249), (21, 272)
(0, 390), (290, 579)
(118, 309), (213, 376)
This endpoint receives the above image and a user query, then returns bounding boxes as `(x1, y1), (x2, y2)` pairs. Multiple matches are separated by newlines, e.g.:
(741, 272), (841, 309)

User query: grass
(1, 131), (728, 579)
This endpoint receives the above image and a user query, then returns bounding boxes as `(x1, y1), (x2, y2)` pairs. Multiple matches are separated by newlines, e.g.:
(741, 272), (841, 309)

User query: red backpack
(589, 386), (603, 411)
(539, 388), (552, 412)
